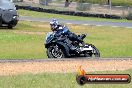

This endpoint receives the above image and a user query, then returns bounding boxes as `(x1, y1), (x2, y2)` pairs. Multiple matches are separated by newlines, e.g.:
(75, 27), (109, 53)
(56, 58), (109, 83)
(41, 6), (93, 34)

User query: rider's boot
(79, 34), (86, 40)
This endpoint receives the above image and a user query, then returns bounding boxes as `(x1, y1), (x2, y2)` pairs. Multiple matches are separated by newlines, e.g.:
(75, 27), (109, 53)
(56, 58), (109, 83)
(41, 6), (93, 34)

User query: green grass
(75, 0), (132, 6)
(0, 21), (49, 59)
(0, 70), (132, 88)
(0, 21), (132, 59)
(111, 0), (132, 6)
(18, 10), (132, 22)
(0, 31), (46, 59)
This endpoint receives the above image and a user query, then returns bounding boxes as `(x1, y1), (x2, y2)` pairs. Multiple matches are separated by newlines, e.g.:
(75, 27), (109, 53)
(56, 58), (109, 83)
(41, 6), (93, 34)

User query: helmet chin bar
(50, 19), (59, 30)
(51, 25), (59, 31)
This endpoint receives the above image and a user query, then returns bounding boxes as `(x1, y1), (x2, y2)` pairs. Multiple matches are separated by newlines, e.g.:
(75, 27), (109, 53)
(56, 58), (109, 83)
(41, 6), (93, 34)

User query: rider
(50, 19), (85, 44)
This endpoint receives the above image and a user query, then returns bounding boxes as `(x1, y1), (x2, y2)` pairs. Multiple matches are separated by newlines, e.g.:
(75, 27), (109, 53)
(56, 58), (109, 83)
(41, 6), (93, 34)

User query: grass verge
(18, 10), (132, 22)
(0, 69), (132, 88)
(0, 21), (132, 59)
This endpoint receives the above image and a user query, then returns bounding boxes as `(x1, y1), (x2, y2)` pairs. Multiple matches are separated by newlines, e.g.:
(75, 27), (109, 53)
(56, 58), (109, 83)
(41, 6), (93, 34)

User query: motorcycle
(45, 32), (100, 58)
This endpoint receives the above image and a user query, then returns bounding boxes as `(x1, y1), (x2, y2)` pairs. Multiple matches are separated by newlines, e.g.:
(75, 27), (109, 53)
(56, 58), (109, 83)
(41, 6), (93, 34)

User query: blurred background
(11, 0), (132, 18)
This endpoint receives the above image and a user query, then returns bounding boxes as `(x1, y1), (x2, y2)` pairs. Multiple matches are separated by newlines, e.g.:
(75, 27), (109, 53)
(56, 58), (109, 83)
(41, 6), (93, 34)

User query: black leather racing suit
(54, 25), (83, 43)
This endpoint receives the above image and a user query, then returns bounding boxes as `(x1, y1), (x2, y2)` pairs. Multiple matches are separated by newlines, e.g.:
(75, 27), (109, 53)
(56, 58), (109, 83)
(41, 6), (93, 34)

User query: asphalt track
(0, 58), (132, 63)
(20, 16), (132, 28)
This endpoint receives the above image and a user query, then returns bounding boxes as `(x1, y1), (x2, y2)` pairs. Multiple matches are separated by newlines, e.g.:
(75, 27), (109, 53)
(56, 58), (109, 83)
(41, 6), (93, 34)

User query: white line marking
(112, 26), (119, 28)
(83, 24), (89, 25)
(126, 27), (132, 29)
(66, 23), (72, 24)
(96, 25), (103, 27)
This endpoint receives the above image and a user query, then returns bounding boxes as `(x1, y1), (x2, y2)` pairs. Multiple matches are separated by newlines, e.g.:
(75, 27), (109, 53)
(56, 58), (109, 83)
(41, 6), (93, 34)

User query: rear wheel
(2, 11), (13, 23)
(47, 45), (66, 58)
(84, 52), (92, 57)
(84, 44), (100, 58)
(91, 45), (100, 57)
(8, 25), (13, 29)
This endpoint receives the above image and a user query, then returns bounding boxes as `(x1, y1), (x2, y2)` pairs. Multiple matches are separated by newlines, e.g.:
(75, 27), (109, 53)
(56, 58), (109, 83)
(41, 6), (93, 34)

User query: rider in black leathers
(50, 19), (85, 44)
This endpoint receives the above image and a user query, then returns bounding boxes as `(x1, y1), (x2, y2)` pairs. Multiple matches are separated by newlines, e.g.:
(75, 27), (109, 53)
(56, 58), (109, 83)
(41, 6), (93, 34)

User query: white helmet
(50, 19), (59, 31)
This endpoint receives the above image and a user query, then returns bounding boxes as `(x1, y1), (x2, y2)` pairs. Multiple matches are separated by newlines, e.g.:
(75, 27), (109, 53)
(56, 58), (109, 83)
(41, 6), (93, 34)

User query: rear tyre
(47, 45), (66, 58)
(8, 25), (13, 29)
(84, 52), (92, 57)
(2, 11), (13, 23)
(91, 45), (100, 57)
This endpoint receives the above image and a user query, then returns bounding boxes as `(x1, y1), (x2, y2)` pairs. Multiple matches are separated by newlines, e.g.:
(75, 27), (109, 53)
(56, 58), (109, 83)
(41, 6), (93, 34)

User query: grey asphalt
(20, 16), (132, 28)
(0, 58), (132, 63)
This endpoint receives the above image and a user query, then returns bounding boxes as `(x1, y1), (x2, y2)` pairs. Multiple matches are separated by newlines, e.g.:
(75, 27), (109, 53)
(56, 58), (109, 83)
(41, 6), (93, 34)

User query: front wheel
(47, 45), (66, 58)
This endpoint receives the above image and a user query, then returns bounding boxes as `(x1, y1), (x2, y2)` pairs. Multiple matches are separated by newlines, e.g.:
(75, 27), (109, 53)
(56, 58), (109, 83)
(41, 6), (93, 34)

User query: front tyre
(47, 45), (66, 58)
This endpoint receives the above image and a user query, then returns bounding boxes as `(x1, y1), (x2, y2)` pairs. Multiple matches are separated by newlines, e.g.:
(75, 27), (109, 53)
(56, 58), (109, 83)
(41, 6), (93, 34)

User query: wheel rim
(2, 11), (13, 23)
(51, 45), (63, 58)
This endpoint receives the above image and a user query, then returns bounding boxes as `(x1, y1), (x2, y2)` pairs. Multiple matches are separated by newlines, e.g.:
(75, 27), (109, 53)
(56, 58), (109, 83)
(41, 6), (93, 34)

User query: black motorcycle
(45, 32), (100, 58)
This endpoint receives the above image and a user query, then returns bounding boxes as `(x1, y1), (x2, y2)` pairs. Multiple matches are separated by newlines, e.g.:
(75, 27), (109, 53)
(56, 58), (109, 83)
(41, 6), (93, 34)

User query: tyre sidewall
(47, 45), (66, 58)
(91, 45), (100, 57)
(2, 10), (13, 23)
